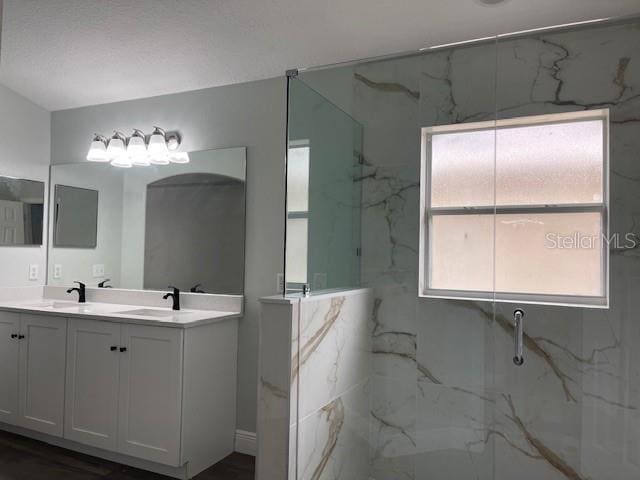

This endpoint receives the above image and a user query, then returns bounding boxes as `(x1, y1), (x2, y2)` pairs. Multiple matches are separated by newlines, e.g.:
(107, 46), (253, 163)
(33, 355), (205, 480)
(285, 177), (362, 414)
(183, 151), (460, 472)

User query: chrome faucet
(163, 286), (180, 311)
(67, 281), (86, 303)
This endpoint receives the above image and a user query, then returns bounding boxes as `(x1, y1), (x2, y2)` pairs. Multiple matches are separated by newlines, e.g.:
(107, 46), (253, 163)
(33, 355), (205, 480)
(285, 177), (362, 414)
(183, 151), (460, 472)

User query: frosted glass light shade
(86, 140), (108, 162)
(132, 155), (151, 166)
(106, 137), (126, 159)
(169, 152), (189, 164)
(149, 153), (170, 165)
(126, 135), (147, 159)
(148, 133), (168, 156)
(111, 155), (132, 168)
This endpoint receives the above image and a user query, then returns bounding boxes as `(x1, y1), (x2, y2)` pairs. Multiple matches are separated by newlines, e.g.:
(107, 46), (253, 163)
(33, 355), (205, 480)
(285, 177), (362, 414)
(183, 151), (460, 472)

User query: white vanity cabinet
(0, 304), (239, 479)
(0, 311), (20, 425)
(0, 311), (67, 437)
(65, 319), (121, 451)
(66, 320), (182, 465)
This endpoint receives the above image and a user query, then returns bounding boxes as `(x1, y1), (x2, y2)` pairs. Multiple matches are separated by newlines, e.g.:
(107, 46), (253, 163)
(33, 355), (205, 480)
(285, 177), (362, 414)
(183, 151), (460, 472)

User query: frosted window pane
(496, 120), (603, 205)
(286, 218), (308, 284)
(430, 130), (495, 207)
(429, 215), (494, 292)
(287, 146), (310, 212)
(495, 212), (603, 296)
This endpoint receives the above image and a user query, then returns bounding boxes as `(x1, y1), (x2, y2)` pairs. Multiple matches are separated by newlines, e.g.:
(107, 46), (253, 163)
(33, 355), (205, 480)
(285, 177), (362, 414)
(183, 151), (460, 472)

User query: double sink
(22, 301), (187, 317)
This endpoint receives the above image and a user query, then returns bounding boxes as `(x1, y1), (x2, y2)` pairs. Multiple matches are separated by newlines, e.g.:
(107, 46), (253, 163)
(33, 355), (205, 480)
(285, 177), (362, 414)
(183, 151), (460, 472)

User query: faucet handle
(98, 279), (112, 288)
(74, 281), (86, 288)
(168, 285), (180, 294)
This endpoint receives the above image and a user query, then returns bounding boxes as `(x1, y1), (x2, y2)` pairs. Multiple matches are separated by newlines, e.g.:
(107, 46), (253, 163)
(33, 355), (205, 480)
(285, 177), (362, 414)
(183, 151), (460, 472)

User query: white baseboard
(234, 429), (256, 456)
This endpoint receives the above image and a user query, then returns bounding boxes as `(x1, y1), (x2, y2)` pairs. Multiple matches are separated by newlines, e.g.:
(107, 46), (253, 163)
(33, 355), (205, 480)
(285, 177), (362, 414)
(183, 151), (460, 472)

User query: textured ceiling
(0, 0), (639, 111)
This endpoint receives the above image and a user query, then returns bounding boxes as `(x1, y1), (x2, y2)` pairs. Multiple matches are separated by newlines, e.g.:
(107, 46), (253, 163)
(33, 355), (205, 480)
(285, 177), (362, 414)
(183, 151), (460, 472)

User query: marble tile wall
(257, 288), (373, 480)
(348, 18), (640, 480)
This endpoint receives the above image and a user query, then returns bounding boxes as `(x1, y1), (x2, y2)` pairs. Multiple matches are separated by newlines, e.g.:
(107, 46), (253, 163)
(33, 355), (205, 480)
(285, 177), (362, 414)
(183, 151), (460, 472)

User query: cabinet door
(0, 311), (20, 425)
(65, 319), (120, 450)
(118, 324), (183, 466)
(18, 314), (67, 436)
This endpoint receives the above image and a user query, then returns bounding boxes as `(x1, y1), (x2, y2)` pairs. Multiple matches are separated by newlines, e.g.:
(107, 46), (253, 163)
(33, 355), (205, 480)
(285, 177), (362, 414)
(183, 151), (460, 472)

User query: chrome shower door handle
(513, 309), (525, 366)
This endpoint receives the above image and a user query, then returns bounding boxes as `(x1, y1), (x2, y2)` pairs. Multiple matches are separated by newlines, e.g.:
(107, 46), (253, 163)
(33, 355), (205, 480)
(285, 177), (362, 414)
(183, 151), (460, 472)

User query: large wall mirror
(47, 147), (246, 294)
(0, 176), (45, 246)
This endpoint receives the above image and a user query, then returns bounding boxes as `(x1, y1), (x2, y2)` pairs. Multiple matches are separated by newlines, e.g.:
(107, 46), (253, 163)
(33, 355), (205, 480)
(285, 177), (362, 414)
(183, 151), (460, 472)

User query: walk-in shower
(277, 15), (640, 480)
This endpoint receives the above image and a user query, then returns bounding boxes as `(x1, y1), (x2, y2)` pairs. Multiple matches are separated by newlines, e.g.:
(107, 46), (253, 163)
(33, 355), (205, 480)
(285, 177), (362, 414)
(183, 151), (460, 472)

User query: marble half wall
(257, 288), (373, 480)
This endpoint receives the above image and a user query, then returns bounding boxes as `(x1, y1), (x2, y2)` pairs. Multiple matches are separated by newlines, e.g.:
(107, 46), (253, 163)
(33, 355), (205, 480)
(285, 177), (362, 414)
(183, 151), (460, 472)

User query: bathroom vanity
(0, 146), (248, 478)
(0, 286), (241, 479)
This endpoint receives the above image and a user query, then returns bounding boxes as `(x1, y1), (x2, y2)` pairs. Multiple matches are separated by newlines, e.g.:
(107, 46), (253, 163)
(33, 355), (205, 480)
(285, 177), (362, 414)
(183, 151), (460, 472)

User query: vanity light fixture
(86, 127), (188, 167)
(86, 134), (109, 162)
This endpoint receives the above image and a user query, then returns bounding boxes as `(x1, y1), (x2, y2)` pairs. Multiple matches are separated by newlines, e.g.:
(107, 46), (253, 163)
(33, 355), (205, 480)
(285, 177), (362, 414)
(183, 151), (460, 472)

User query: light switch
(28, 264), (39, 281)
(53, 264), (62, 279)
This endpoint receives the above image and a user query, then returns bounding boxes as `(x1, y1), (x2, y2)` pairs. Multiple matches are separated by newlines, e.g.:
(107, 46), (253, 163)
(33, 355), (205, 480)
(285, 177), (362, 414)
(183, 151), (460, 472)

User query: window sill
(420, 288), (609, 309)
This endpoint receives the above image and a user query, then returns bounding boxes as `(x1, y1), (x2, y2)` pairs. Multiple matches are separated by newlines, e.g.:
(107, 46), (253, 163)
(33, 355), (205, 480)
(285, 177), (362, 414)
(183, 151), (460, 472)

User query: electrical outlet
(92, 264), (105, 278)
(53, 264), (62, 279)
(276, 273), (285, 294)
(28, 264), (39, 281)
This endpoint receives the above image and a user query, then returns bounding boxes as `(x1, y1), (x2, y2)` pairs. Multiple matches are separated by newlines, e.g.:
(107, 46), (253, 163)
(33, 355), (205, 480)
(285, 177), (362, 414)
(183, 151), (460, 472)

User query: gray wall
(0, 83), (51, 287)
(51, 77), (286, 432)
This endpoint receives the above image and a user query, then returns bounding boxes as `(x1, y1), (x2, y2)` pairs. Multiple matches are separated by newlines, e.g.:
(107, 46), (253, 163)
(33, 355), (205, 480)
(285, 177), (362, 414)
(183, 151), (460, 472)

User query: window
(286, 142), (310, 287)
(419, 110), (609, 307)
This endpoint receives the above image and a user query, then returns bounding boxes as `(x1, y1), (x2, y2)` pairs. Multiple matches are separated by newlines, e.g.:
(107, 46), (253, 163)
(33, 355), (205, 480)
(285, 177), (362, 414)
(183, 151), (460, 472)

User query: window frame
(419, 109), (610, 308)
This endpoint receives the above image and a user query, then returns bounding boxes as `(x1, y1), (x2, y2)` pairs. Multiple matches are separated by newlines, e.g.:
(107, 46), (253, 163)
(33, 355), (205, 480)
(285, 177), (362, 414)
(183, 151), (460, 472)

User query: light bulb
(106, 131), (126, 159)
(148, 126), (168, 156)
(86, 134), (108, 162)
(169, 151), (189, 164)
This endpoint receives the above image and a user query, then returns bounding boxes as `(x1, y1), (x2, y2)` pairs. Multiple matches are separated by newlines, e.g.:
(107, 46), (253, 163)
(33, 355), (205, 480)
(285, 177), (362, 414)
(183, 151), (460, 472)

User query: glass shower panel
(493, 18), (640, 480)
(285, 77), (363, 294)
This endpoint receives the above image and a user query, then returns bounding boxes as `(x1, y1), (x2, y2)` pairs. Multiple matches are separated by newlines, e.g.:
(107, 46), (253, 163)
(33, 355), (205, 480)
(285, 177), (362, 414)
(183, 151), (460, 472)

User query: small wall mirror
(47, 147), (246, 294)
(53, 185), (98, 248)
(0, 176), (45, 246)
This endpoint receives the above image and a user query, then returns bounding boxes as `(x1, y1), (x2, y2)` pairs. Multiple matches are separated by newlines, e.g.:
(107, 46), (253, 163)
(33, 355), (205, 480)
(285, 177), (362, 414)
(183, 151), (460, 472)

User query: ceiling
(0, 0), (638, 111)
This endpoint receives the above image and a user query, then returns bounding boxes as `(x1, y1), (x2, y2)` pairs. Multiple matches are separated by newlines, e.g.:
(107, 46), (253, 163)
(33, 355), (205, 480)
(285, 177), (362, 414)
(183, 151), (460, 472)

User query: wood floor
(0, 430), (255, 480)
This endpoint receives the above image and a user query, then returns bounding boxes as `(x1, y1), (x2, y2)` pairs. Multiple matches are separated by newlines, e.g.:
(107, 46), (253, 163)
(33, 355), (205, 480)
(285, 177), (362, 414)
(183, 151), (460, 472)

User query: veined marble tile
(354, 56), (421, 170)
(296, 380), (370, 480)
(420, 42), (498, 127)
(296, 291), (373, 419)
(415, 382), (495, 480)
(370, 375), (417, 480)
(416, 298), (495, 390)
(359, 163), (420, 275)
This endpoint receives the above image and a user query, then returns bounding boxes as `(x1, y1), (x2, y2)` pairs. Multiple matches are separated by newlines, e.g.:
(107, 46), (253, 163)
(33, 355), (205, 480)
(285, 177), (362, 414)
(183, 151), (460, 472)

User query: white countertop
(0, 299), (241, 328)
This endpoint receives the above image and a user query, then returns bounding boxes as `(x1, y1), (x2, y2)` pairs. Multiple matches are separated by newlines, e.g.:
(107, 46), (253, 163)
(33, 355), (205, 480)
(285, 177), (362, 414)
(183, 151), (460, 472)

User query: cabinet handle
(119, 347), (127, 352)
(10, 334), (18, 338)
(110, 346), (117, 351)
(18, 335), (25, 339)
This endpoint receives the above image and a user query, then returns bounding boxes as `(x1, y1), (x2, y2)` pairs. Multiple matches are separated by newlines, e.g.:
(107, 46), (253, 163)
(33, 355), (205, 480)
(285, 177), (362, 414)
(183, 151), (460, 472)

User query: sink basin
(117, 308), (184, 317)
(58, 305), (96, 314)
(24, 301), (85, 309)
